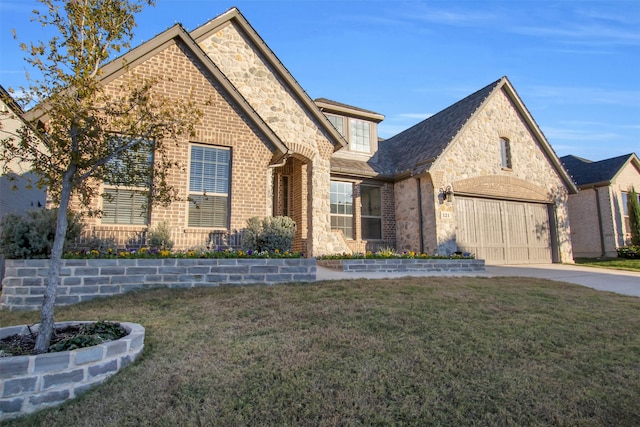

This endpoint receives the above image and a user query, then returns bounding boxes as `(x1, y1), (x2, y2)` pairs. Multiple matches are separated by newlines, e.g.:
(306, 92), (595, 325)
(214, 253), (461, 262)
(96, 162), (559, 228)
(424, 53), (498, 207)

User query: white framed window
(360, 185), (382, 240)
(101, 136), (153, 225)
(622, 191), (640, 234)
(500, 138), (512, 169)
(188, 144), (230, 228)
(350, 119), (371, 153)
(330, 181), (353, 239)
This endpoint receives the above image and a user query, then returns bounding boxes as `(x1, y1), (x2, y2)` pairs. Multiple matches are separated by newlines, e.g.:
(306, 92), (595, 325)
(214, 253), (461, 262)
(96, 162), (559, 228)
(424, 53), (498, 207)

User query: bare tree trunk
(34, 166), (76, 354)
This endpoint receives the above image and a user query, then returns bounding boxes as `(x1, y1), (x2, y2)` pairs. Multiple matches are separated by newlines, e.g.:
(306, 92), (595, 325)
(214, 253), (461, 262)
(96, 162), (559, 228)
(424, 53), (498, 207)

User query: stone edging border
(0, 321), (145, 421)
(316, 258), (485, 272)
(1, 258), (317, 311)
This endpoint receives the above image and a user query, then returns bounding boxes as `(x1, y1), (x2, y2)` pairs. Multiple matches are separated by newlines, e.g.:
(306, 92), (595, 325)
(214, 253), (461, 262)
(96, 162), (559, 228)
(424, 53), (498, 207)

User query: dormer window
(316, 98), (383, 156)
(500, 137), (512, 169)
(326, 114), (345, 138)
(350, 119), (371, 153)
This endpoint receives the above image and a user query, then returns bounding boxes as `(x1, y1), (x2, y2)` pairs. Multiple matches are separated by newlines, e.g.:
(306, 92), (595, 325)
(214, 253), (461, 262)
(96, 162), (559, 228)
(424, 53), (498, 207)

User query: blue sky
(1, 0), (638, 161)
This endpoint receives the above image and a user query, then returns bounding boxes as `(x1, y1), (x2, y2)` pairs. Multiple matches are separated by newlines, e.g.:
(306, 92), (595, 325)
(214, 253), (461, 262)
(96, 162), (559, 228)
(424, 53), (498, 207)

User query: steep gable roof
(379, 76), (576, 192)
(23, 18), (291, 163)
(190, 8), (347, 152)
(381, 78), (501, 177)
(561, 153), (640, 187)
(0, 85), (25, 117)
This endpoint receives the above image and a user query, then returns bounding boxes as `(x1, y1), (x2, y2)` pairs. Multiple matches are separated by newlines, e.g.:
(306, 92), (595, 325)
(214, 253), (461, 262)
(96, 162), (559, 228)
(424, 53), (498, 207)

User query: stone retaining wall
(317, 258), (485, 273)
(0, 321), (144, 421)
(0, 258), (317, 311)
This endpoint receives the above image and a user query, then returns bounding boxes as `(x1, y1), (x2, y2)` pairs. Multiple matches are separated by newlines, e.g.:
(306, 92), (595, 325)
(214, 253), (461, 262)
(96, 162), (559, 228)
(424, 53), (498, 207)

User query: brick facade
(568, 158), (640, 257)
(78, 41), (276, 251)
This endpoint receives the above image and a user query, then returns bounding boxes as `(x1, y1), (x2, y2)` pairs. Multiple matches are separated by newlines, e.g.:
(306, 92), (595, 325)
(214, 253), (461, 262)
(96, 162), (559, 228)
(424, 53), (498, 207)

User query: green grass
(1, 277), (639, 426)
(574, 257), (640, 272)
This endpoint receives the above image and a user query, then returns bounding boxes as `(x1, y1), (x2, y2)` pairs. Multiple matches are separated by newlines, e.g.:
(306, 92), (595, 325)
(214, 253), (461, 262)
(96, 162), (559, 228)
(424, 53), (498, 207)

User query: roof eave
(608, 153), (640, 184)
(25, 22), (290, 158)
(499, 78), (579, 194)
(315, 99), (385, 123)
(190, 8), (347, 151)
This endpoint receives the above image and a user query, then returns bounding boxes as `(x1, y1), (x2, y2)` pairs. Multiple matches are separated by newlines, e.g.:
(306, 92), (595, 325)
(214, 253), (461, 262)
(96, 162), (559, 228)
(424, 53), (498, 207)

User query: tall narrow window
(188, 145), (230, 228)
(361, 185), (382, 240)
(500, 138), (512, 169)
(622, 191), (640, 235)
(102, 136), (153, 225)
(350, 119), (371, 152)
(330, 181), (353, 239)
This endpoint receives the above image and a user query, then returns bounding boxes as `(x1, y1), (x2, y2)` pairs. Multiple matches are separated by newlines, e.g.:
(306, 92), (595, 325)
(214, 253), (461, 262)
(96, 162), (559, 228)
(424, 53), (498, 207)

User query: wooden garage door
(455, 197), (552, 264)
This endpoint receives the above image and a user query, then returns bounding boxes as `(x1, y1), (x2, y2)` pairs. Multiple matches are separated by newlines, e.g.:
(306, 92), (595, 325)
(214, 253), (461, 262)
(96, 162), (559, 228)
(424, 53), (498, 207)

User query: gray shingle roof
(315, 98), (383, 117)
(379, 78), (503, 176)
(560, 153), (636, 186)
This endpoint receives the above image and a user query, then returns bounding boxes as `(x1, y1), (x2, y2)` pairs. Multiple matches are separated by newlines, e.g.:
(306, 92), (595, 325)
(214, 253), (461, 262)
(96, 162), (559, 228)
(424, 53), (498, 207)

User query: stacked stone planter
(0, 321), (145, 421)
(1, 258), (317, 311)
(317, 258), (485, 273)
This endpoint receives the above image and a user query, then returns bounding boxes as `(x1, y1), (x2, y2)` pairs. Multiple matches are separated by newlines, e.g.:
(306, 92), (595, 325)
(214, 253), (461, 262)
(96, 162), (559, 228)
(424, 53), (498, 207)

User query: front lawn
(574, 257), (640, 272)
(1, 277), (639, 426)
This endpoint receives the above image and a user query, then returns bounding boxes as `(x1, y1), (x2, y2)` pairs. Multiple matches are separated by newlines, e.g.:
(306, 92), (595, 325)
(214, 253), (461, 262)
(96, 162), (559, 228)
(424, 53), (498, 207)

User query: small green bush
(618, 246), (640, 259)
(241, 216), (296, 253)
(147, 221), (174, 250)
(48, 321), (128, 352)
(0, 208), (83, 259)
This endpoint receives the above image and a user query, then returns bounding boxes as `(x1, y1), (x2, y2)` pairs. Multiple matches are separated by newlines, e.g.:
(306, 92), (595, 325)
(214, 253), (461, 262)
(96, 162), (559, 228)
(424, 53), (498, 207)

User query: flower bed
(0, 321), (144, 421)
(317, 249), (483, 273)
(317, 258), (485, 273)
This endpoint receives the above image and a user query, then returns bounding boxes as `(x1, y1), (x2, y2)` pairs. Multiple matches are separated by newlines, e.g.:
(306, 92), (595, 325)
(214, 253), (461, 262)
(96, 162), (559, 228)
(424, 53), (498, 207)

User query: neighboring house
(0, 85), (47, 222)
(16, 7), (576, 263)
(561, 153), (640, 257)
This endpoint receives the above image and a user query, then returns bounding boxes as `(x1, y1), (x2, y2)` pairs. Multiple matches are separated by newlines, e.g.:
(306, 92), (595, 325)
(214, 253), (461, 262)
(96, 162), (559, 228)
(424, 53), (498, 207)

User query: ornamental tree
(1, 0), (201, 353)
(628, 187), (640, 246)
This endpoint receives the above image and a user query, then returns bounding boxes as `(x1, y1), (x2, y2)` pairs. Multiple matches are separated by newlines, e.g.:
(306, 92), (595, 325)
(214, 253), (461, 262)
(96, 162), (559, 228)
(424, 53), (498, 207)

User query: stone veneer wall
(397, 88), (574, 263)
(197, 22), (337, 256)
(0, 321), (144, 421)
(317, 258), (485, 273)
(0, 258), (317, 312)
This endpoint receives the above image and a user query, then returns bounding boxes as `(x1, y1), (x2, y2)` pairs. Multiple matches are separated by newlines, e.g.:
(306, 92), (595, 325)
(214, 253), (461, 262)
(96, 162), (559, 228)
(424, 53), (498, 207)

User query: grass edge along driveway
(1, 276), (639, 426)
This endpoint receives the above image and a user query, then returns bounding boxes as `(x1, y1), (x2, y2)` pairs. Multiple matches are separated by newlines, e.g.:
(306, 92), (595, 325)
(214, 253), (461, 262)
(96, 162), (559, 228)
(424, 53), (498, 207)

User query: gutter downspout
(268, 150), (292, 169)
(594, 186), (606, 257)
(416, 177), (424, 253)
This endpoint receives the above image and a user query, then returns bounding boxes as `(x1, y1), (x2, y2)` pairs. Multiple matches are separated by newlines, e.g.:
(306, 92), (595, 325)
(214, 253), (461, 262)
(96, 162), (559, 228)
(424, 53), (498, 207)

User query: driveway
(485, 264), (640, 297)
(316, 263), (640, 297)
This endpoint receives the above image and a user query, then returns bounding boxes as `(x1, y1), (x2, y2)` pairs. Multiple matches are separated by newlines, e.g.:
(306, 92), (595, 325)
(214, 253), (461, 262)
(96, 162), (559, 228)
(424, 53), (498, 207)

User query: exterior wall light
(440, 186), (454, 203)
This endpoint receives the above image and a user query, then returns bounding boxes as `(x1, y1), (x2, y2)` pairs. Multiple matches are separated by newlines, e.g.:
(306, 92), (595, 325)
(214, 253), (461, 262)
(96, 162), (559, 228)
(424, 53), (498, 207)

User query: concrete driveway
(485, 264), (640, 297)
(316, 263), (640, 297)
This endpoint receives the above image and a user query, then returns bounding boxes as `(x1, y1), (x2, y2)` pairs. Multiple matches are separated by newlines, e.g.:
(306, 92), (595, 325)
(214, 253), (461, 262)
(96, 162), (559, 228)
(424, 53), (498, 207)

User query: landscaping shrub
(618, 246), (640, 259)
(147, 221), (174, 250)
(0, 208), (83, 259)
(242, 216), (296, 253)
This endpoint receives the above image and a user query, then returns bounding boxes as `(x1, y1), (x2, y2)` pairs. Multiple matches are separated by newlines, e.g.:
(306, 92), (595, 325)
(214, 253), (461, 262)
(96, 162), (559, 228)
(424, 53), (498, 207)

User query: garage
(454, 197), (553, 264)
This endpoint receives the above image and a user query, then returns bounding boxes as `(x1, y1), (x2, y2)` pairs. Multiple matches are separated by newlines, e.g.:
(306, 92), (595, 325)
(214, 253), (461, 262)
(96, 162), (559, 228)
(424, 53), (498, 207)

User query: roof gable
(381, 78), (501, 176)
(561, 153), (640, 187)
(24, 19), (290, 161)
(380, 77), (576, 192)
(190, 8), (346, 152)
